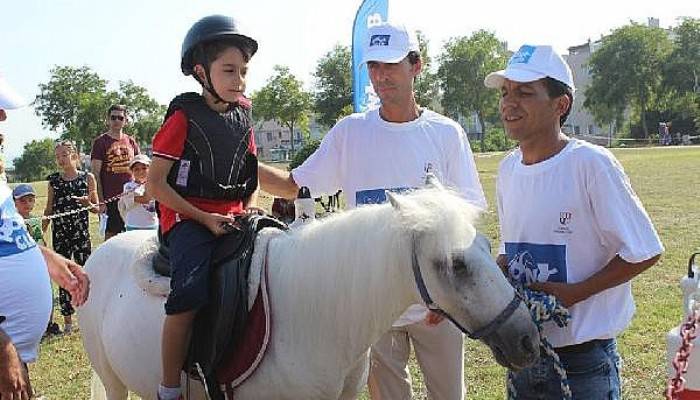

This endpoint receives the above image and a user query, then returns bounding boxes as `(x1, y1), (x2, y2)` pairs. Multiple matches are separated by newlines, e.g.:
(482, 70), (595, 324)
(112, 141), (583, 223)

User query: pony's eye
(452, 257), (467, 271)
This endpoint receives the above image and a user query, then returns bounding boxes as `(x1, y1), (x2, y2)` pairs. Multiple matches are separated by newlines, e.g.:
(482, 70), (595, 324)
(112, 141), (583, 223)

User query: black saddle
(152, 214), (286, 400)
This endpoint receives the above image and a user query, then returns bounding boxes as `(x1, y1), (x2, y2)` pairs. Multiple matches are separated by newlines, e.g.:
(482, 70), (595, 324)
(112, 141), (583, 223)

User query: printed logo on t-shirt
(0, 193), (37, 256)
(554, 211), (573, 234)
(505, 242), (567, 284)
(356, 187), (412, 205)
(105, 140), (136, 174)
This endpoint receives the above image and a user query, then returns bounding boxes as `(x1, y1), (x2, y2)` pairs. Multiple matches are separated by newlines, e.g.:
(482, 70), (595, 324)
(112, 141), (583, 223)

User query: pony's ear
(387, 191), (405, 210)
(424, 173), (445, 191)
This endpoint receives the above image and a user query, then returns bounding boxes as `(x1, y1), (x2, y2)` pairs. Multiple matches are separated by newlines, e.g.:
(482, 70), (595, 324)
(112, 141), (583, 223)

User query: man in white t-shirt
(485, 44), (664, 399)
(259, 21), (486, 400)
(0, 75), (90, 399)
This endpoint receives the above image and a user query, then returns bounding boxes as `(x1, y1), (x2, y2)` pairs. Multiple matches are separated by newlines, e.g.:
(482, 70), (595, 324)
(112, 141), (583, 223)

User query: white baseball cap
(0, 75), (26, 110)
(128, 154), (151, 169)
(360, 22), (420, 65)
(484, 45), (575, 92)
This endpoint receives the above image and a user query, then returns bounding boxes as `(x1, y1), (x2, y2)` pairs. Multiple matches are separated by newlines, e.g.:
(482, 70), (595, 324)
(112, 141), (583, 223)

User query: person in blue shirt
(0, 74), (90, 400)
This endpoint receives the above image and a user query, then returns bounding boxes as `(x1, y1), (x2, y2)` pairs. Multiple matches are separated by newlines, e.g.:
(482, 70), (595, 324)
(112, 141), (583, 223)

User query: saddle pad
(216, 228), (283, 393)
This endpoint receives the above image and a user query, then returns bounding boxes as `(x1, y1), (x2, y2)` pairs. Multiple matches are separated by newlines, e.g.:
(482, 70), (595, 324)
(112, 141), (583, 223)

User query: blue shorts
(508, 338), (621, 399)
(164, 220), (218, 315)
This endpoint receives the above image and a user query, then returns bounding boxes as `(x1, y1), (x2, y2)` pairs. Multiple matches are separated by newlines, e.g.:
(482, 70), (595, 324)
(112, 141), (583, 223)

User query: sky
(1, 0), (698, 164)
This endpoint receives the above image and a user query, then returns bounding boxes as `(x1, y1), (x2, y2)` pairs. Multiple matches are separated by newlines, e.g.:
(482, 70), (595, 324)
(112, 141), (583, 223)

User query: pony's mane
(286, 187), (480, 250)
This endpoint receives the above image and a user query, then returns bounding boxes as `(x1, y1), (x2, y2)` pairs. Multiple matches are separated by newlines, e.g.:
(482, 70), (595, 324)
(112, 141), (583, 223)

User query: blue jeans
(508, 338), (621, 400)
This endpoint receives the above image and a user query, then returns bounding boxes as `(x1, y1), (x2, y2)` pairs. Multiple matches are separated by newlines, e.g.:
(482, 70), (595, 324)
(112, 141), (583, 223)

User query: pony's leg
(339, 351), (370, 400)
(90, 368), (128, 400)
(94, 367), (128, 400)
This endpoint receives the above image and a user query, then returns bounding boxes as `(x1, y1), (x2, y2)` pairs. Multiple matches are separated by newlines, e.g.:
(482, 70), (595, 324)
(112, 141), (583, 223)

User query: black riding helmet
(181, 15), (258, 102)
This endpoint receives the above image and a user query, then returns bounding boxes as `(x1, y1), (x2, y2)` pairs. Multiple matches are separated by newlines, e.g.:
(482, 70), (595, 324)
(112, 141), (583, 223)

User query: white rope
(25, 190), (132, 223)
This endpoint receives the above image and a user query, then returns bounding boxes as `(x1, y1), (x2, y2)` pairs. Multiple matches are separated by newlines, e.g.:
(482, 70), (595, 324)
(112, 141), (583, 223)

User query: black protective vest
(164, 93), (258, 201)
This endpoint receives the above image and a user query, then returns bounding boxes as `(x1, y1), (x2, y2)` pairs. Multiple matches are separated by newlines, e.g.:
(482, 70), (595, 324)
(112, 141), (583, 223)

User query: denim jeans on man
(508, 338), (621, 400)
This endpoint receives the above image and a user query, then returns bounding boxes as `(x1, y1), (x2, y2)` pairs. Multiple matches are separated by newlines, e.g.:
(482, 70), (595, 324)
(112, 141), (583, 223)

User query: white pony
(80, 187), (540, 400)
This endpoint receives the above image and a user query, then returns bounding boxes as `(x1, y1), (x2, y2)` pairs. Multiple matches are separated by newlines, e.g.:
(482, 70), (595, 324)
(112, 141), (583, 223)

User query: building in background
(255, 118), (323, 161)
(562, 17), (673, 144)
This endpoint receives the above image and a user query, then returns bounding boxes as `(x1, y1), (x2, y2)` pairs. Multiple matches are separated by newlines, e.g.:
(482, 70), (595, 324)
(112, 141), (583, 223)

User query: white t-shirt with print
(0, 184), (52, 362)
(121, 181), (158, 229)
(497, 139), (663, 347)
(292, 108), (487, 326)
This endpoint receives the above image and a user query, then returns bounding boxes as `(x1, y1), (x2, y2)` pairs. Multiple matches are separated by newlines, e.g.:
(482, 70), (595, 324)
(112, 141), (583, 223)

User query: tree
(34, 66), (109, 151)
(662, 18), (700, 129)
(313, 45), (353, 128)
(664, 18), (700, 96)
(253, 66), (312, 154)
(437, 30), (508, 152)
(584, 23), (672, 138)
(13, 138), (56, 182)
(116, 80), (167, 146)
(34, 66), (165, 151)
(288, 139), (321, 171)
(414, 31), (440, 109)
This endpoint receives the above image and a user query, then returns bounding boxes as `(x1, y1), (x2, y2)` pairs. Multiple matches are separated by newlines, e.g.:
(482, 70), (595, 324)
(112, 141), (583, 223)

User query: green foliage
(313, 45), (353, 128)
(34, 66), (165, 151)
(252, 65), (313, 154)
(662, 17), (700, 130)
(115, 80), (168, 146)
(437, 30), (508, 151)
(12, 138), (56, 182)
(663, 18), (700, 96)
(469, 127), (517, 153)
(34, 66), (109, 151)
(414, 31), (440, 110)
(288, 139), (320, 171)
(584, 23), (673, 138)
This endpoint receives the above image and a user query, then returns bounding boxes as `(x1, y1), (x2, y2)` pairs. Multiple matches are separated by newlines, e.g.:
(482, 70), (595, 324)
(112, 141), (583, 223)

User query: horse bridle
(410, 238), (522, 340)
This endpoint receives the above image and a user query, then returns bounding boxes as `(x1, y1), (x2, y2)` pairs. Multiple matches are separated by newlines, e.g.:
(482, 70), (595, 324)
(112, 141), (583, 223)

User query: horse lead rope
(507, 283), (572, 400)
(24, 190), (133, 223)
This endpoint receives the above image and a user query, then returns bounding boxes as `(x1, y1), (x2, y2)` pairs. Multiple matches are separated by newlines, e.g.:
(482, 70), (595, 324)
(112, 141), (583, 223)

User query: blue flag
(351, 0), (389, 112)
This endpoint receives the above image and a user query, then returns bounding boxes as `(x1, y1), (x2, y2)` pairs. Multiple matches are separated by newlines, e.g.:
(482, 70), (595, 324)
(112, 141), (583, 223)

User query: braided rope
(25, 191), (130, 223)
(507, 283), (572, 400)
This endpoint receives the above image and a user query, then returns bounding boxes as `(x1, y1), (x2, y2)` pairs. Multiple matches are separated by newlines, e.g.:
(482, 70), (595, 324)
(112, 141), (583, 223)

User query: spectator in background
(118, 154), (158, 231)
(91, 105), (140, 240)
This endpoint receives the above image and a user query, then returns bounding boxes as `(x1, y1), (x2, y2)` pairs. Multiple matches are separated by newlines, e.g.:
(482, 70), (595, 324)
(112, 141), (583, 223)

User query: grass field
(20, 146), (700, 399)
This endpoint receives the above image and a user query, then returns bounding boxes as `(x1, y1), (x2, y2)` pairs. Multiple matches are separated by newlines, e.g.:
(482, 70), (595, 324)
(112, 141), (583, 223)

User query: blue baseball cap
(12, 184), (36, 199)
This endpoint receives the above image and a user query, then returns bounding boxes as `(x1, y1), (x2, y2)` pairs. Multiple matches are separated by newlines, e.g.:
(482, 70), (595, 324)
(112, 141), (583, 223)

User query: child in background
(12, 184), (44, 245)
(43, 140), (99, 334)
(13, 184), (63, 337)
(119, 154), (158, 230)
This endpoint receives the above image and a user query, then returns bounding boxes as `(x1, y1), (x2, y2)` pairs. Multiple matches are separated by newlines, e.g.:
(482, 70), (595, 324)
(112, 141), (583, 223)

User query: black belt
(555, 339), (610, 354)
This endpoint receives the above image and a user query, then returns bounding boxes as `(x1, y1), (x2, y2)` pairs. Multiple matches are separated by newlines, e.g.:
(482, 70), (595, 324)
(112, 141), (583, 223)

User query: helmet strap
(195, 52), (231, 106)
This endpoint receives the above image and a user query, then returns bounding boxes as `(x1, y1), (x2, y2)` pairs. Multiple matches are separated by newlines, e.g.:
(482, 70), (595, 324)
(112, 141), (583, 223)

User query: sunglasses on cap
(110, 115), (125, 121)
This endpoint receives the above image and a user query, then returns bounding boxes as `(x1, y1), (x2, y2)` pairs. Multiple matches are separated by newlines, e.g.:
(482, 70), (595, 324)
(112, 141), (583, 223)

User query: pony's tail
(90, 369), (107, 400)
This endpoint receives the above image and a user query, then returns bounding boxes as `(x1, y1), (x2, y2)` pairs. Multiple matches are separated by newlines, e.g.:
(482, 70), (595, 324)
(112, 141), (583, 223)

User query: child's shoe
(44, 322), (62, 337)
